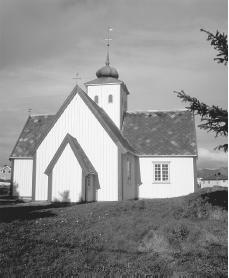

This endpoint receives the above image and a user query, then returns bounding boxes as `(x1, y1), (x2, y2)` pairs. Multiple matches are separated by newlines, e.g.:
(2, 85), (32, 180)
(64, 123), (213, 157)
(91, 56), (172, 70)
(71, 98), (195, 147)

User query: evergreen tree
(174, 29), (228, 152)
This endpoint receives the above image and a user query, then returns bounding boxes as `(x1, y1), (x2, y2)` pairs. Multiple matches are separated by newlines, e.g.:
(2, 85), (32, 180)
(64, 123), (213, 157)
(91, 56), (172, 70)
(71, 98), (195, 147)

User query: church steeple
(105, 51), (110, 66)
(105, 26), (112, 66)
(85, 27), (129, 129)
(95, 26), (119, 79)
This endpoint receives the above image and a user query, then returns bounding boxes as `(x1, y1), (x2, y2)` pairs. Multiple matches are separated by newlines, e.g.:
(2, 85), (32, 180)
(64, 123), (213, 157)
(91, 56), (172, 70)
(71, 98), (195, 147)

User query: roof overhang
(44, 134), (97, 176)
(9, 156), (33, 160)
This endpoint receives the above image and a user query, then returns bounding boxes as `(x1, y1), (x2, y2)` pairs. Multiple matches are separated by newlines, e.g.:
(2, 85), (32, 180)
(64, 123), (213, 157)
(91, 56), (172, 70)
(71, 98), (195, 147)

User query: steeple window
(108, 94), (113, 103)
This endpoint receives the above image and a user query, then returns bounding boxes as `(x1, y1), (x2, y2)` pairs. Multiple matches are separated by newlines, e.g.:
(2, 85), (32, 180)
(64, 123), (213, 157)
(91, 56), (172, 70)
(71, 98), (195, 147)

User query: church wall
(35, 93), (119, 201)
(51, 144), (82, 202)
(122, 153), (138, 200)
(13, 159), (33, 198)
(139, 156), (195, 198)
(87, 84), (121, 128)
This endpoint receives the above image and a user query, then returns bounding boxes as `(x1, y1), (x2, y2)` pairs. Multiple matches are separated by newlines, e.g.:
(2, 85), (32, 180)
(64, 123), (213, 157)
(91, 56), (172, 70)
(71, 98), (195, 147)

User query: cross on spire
(28, 108), (32, 116)
(105, 26), (113, 66)
(72, 73), (81, 85)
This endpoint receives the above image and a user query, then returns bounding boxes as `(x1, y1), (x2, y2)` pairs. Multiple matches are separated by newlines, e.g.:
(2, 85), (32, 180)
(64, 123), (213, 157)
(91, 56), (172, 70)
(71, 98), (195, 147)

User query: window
(127, 158), (131, 184)
(153, 163), (169, 183)
(94, 95), (99, 104)
(108, 94), (113, 103)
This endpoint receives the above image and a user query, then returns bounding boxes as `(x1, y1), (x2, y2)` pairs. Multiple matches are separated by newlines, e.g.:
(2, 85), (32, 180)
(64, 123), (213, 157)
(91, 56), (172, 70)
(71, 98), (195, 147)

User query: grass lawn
(0, 187), (227, 277)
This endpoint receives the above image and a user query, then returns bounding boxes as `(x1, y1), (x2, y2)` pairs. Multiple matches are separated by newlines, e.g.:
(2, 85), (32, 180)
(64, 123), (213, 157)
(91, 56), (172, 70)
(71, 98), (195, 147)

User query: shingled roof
(10, 87), (197, 159)
(10, 86), (135, 159)
(10, 115), (55, 158)
(122, 110), (197, 156)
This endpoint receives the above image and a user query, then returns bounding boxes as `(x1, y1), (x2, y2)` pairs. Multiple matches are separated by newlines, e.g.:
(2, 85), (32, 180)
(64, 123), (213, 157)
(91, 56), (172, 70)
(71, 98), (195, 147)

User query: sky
(0, 0), (228, 169)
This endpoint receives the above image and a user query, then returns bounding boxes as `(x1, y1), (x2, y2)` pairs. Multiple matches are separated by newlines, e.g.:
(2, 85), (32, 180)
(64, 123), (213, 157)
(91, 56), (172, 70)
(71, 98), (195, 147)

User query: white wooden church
(10, 52), (198, 202)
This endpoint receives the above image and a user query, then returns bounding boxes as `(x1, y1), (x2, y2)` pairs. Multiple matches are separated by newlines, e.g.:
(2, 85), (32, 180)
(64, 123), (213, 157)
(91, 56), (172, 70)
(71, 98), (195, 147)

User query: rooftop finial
(28, 108), (32, 116)
(72, 73), (81, 85)
(105, 26), (113, 66)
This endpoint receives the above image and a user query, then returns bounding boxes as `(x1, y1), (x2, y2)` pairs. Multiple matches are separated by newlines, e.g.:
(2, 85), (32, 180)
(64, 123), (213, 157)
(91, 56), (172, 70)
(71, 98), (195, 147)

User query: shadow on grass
(0, 203), (72, 223)
(201, 190), (228, 210)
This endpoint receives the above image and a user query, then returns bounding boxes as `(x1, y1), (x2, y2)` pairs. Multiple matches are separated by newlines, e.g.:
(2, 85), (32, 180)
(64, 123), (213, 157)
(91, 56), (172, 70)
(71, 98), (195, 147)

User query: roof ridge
(126, 109), (188, 114)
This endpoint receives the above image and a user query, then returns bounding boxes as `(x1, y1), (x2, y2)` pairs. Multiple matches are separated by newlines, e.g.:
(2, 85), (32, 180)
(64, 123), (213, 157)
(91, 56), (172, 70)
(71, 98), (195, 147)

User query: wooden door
(85, 175), (94, 202)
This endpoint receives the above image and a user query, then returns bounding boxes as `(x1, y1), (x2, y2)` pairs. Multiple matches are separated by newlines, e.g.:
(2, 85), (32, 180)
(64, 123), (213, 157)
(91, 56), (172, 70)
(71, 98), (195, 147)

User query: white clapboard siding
(139, 157), (195, 198)
(13, 159), (33, 198)
(87, 84), (121, 128)
(52, 144), (82, 202)
(36, 93), (119, 201)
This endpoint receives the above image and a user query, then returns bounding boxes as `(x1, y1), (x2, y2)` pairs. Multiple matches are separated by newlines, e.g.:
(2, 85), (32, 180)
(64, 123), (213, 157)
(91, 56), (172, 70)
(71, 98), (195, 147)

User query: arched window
(94, 95), (99, 104)
(108, 94), (113, 103)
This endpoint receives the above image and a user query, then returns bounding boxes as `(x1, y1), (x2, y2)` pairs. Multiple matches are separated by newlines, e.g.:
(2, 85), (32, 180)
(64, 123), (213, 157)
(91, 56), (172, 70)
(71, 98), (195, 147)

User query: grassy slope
(0, 188), (227, 277)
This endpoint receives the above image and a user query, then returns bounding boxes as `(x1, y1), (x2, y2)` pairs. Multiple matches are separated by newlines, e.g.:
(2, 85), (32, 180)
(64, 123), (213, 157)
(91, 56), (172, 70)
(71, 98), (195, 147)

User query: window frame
(108, 94), (113, 103)
(152, 162), (170, 184)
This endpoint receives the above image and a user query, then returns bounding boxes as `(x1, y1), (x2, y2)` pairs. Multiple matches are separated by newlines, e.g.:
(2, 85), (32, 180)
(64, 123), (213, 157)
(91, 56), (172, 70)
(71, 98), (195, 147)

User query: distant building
(198, 173), (228, 188)
(0, 165), (11, 181)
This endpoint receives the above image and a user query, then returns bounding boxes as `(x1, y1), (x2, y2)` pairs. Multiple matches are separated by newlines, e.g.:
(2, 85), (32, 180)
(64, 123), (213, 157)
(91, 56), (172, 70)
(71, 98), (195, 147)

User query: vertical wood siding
(36, 93), (119, 201)
(52, 144), (82, 202)
(13, 159), (33, 198)
(87, 84), (121, 128)
(139, 157), (195, 198)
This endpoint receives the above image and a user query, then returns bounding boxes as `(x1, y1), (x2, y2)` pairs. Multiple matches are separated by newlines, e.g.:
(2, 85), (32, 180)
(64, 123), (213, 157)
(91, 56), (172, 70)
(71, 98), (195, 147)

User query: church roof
(96, 65), (119, 79)
(10, 87), (197, 159)
(44, 134), (97, 176)
(122, 110), (197, 156)
(10, 115), (55, 158)
(10, 86), (135, 159)
(85, 77), (130, 95)
(85, 77), (123, 86)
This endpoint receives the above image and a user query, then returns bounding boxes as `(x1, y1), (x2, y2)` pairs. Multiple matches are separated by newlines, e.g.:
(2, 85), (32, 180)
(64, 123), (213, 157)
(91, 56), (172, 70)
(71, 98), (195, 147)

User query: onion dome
(96, 65), (119, 79)
(96, 52), (119, 79)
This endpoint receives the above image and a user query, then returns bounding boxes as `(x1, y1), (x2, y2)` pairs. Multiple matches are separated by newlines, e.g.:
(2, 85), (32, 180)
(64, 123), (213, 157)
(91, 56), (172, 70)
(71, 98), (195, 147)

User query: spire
(95, 26), (119, 79)
(106, 51), (110, 66)
(105, 26), (112, 66)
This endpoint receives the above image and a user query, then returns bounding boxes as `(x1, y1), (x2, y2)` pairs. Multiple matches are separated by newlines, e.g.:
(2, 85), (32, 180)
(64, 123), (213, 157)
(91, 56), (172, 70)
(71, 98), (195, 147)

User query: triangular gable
(44, 134), (97, 176)
(33, 85), (135, 155)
